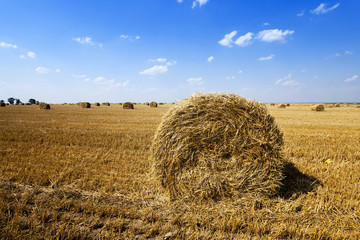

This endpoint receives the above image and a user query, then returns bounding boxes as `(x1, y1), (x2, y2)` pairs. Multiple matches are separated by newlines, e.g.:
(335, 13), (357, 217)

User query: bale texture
(39, 102), (50, 109)
(278, 104), (286, 108)
(311, 104), (325, 111)
(123, 102), (134, 109)
(102, 102), (110, 106)
(150, 101), (158, 108)
(80, 102), (91, 108)
(151, 93), (284, 201)
(335, 103), (341, 107)
(93, 102), (100, 106)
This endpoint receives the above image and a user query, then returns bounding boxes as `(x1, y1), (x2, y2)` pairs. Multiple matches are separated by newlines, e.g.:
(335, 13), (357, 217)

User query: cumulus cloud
(218, 30), (237, 47)
(256, 29), (294, 42)
(27, 51), (36, 59)
(140, 65), (168, 75)
(35, 67), (50, 74)
(234, 32), (254, 47)
(311, 3), (340, 15)
(72, 37), (94, 45)
(207, 56), (214, 62)
(192, 0), (209, 8)
(344, 75), (358, 83)
(0, 41), (17, 49)
(258, 54), (274, 61)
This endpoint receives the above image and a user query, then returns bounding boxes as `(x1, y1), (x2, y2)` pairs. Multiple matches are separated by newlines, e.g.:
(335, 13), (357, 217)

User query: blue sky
(0, 0), (359, 103)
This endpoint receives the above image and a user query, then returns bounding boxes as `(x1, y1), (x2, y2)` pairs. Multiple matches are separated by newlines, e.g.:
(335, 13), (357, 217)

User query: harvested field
(0, 103), (360, 239)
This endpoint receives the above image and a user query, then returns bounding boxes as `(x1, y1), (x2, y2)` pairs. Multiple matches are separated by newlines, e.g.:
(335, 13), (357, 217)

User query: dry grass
(1, 103), (360, 239)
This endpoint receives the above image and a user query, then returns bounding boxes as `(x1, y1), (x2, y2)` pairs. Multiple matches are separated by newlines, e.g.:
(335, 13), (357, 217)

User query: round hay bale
(102, 102), (110, 106)
(39, 102), (50, 109)
(278, 104), (286, 108)
(150, 93), (284, 201)
(334, 103), (341, 107)
(0, 102), (5, 107)
(270, 103), (275, 106)
(80, 102), (91, 108)
(118, 103), (122, 105)
(286, 103), (290, 106)
(150, 101), (158, 108)
(93, 102), (100, 106)
(123, 102), (134, 109)
(311, 104), (325, 111)
(145, 102), (149, 106)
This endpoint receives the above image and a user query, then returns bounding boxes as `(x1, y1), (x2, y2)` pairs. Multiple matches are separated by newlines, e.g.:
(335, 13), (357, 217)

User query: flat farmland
(1, 103), (360, 239)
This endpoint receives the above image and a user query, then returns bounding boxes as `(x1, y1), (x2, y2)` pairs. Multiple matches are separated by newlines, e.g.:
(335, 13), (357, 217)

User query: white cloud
(256, 29), (294, 42)
(139, 65), (168, 75)
(120, 35), (140, 41)
(112, 80), (129, 87)
(19, 55), (26, 59)
(263, 23), (270, 26)
(27, 51), (36, 59)
(177, 0), (183, 2)
(345, 50), (353, 55)
(226, 76), (235, 80)
(73, 74), (87, 78)
(207, 56), (214, 62)
(219, 30), (237, 47)
(55, 69), (61, 73)
(311, 3), (340, 15)
(94, 76), (115, 85)
(344, 75), (358, 83)
(192, 0), (209, 8)
(120, 35), (128, 39)
(234, 32), (254, 47)
(157, 58), (167, 62)
(0, 41), (17, 49)
(166, 60), (177, 66)
(258, 54), (274, 61)
(238, 70), (243, 74)
(297, 10), (305, 17)
(187, 77), (203, 83)
(275, 73), (292, 85)
(35, 67), (50, 74)
(72, 37), (94, 45)
(83, 78), (90, 82)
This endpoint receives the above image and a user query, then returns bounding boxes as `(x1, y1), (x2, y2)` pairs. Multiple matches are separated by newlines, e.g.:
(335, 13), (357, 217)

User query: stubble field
(0, 103), (360, 239)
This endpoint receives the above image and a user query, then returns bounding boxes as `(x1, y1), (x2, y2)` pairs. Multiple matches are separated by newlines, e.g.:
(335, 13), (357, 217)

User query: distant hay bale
(311, 104), (325, 111)
(270, 103), (275, 106)
(356, 106), (360, 108)
(278, 104), (286, 108)
(150, 93), (285, 201)
(334, 103), (341, 107)
(102, 102), (110, 106)
(123, 102), (134, 109)
(80, 102), (91, 108)
(0, 102), (5, 107)
(145, 102), (150, 106)
(118, 103), (122, 105)
(39, 102), (50, 109)
(159, 103), (165, 105)
(93, 102), (100, 106)
(25, 103), (31, 105)
(150, 101), (158, 108)
(286, 103), (290, 106)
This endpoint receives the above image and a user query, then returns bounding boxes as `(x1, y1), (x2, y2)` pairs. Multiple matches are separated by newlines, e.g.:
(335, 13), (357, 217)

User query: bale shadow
(277, 161), (321, 199)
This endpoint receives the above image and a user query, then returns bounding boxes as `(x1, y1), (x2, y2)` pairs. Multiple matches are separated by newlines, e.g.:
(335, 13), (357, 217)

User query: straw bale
(334, 103), (341, 107)
(102, 102), (110, 106)
(93, 102), (100, 106)
(278, 104), (286, 108)
(270, 103), (275, 106)
(145, 102), (149, 106)
(39, 102), (50, 109)
(151, 93), (284, 201)
(80, 102), (91, 108)
(311, 104), (325, 111)
(150, 101), (158, 108)
(123, 102), (134, 109)
(286, 103), (290, 106)
(0, 102), (5, 107)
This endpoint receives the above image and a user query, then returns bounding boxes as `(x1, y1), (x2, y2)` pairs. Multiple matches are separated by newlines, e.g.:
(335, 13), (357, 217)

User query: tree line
(0, 98), (39, 105)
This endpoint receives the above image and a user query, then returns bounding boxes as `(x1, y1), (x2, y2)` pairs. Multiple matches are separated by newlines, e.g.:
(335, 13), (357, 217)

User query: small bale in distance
(151, 93), (285, 201)
(123, 102), (134, 109)
(150, 101), (158, 108)
(286, 103), (290, 106)
(102, 102), (110, 106)
(39, 102), (50, 109)
(335, 103), (341, 107)
(93, 102), (100, 106)
(278, 104), (286, 108)
(80, 102), (91, 108)
(270, 103), (276, 106)
(145, 102), (149, 106)
(311, 104), (325, 111)
(0, 102), (5, 107)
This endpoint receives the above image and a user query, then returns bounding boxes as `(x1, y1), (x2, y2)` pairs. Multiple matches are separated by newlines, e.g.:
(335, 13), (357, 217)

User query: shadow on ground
(277, 161), (321, 199)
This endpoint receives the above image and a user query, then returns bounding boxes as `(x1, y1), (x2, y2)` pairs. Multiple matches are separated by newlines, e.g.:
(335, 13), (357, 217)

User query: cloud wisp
(207, 56), (214, 62)
(0, 41), (17, 49)
(256, 29), (294, 42)
(35, 67), (50, 74)
(344, 75), (358, 83)
(192, 0), (209, 8)
(139, 65), (168, 76)
(258, 54), (274, 61)
(311, 3), (340, 15)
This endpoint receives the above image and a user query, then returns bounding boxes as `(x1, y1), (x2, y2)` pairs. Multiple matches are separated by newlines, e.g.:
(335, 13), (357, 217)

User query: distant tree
(28, 98), (36, 104)
(8, 97), (15, 104)
(15, 99), (21, 104)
